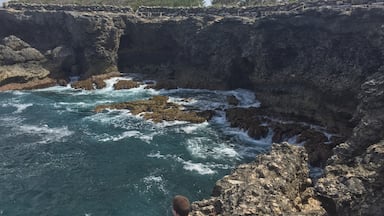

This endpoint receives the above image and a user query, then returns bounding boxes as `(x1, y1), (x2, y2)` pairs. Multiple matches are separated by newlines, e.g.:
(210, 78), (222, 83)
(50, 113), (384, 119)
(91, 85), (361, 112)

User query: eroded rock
(0, 36), (51, 90)
(113, 80), (139, 90)
(94, 95), (208, 123)
(226, 107), (345, 167)
(316, 141), (384, 215)
(71, 72), (121, 90)
(191, 143), (326, 216)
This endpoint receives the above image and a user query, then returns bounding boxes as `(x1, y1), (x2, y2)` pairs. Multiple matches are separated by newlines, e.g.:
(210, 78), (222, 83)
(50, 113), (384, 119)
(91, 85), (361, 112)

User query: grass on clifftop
(15, 0), (205, 7)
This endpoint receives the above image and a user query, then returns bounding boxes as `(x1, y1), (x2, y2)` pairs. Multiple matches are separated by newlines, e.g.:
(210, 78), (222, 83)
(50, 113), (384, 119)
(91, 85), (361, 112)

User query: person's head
(172, 195), (190, 216)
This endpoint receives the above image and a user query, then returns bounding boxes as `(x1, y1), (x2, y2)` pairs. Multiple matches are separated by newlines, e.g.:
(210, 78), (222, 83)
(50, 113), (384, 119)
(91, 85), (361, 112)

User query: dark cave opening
(227, 57), (254, 89)
(117, 30), (179, 74)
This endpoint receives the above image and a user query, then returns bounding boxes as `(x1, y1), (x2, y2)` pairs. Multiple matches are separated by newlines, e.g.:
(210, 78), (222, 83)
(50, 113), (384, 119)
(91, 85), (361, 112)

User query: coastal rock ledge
(191, 143), (326, 216)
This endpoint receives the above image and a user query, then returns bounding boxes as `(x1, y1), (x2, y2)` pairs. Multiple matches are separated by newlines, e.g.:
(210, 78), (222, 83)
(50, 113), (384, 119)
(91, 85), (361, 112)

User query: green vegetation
(212, 0), (300, 6)
(15, 0), (205, 7)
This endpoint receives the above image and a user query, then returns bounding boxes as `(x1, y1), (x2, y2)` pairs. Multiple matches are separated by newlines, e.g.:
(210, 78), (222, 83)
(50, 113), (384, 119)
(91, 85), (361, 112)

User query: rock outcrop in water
(225, 107), (344, 167)
(94, 95), (210, 123)
(0, 1), (384, 214)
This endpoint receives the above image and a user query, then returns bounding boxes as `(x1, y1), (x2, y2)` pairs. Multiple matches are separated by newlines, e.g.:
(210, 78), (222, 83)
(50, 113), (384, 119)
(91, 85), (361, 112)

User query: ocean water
(0, 78), (270, 216)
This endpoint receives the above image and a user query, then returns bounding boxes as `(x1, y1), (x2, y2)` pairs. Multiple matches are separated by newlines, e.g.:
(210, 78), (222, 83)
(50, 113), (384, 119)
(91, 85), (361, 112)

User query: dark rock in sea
(191, 143), (326, 216)
(113, 80), (139, 90)
(226, 95), (239, 106)
(71, 79), (94, 90)
(57, 79), (68, 86)
(71, 72), (121, 90)
(196, 110), (216, 121)
(94, 95), (208, 123)
(226, 107), (343, 168)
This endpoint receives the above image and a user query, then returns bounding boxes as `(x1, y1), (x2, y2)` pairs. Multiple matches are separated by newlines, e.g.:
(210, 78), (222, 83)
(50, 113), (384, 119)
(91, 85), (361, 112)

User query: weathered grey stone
(191, 143), (326, 216)
(2, 35), (30, 50)
(0, 36), (50, 89)
(316, 142), (384, 215)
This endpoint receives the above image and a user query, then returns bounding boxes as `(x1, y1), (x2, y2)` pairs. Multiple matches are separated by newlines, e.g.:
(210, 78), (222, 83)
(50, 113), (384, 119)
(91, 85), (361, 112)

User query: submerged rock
(191, 143), (326, 216)
(94, 95), (208, 123)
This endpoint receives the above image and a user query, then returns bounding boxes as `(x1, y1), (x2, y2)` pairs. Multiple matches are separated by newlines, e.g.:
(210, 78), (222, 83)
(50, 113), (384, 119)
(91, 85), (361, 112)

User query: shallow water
(0, 78), (270, 216)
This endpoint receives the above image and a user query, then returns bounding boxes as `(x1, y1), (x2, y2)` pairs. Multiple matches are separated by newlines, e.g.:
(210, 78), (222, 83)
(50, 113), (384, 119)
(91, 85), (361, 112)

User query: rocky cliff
(0, 1), (383, 215)
(191, 143), (327, 216)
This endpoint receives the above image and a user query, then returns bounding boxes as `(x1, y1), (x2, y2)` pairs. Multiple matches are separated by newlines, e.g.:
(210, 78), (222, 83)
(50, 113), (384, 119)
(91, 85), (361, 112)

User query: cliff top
(4, 0), (384, 19)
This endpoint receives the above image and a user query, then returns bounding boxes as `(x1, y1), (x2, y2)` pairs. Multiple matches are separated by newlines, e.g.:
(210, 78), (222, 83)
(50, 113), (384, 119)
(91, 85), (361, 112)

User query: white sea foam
(85, 110), (134, 128)
(181, 160), (216, 175)
(186, 137), (210, 159)
(227, 128), (273, 146)
(211, 145), (239, 159)
(139, 133), (157, 143)
(185, 137), (240, 160)
(228, 89), (261, 108)
(1, 102), (33, 113)
(180, 122), (208, 134)
(10, 90), (28, 95)
(18, 124), (74, 144)
(147, 151), (167, 159)
(155, 120), (190, 127)
(14, 103), (33, 113)
(167, 97), (197, 106)
(142, 175), (167, 193)
(32, 84), (72, 92)
(99, 130), (141, 142)
(147, 152), (222, 175)
(143, 175), (163, 183)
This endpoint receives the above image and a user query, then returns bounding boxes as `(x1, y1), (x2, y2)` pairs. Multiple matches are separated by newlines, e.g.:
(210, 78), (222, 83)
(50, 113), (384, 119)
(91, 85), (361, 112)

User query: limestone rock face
(0, 9), (122, 80)
(316, 141), (384, 215)
(0, 35), (45, 65)
(191, 143), (326, 216)
(0, 35), (52, 90)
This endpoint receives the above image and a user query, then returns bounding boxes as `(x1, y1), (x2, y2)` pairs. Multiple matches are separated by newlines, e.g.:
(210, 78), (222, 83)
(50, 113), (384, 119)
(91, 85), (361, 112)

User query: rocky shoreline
(191, 143), (326, 216)
(1, 1), (383, 215)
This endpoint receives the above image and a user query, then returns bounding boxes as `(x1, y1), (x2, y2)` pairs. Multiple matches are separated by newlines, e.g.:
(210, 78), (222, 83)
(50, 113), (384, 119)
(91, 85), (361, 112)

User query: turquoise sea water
(0, 77), (270, 216)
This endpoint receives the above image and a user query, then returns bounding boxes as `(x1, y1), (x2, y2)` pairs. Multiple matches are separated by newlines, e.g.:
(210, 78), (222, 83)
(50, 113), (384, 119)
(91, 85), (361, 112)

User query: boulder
(0, 36), (45, 65)
(2, 35), (30, 51)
